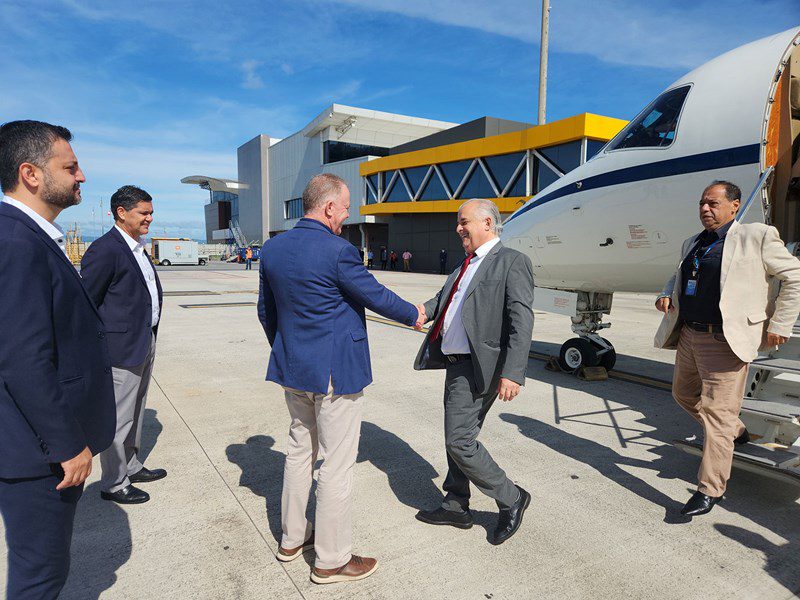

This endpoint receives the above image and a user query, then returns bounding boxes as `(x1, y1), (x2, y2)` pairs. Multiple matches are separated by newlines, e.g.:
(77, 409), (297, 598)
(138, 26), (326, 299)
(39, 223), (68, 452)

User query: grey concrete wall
(237, 135), (270, 244)
(386, 213), (469, 273)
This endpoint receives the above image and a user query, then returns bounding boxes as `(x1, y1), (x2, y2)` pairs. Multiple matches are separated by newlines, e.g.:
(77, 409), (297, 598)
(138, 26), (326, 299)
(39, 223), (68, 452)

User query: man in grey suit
(414, 198), (534, 545)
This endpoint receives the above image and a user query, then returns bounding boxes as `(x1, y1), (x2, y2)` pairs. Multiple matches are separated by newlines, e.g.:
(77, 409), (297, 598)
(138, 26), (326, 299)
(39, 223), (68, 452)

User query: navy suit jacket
(257, 218), (417, 395)
(0, 202), (116, 478)
(80, 227), (163, 368)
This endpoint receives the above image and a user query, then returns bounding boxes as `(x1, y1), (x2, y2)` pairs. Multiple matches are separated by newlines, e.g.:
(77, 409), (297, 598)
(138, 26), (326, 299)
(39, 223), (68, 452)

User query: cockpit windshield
(607, 85), (691, 151)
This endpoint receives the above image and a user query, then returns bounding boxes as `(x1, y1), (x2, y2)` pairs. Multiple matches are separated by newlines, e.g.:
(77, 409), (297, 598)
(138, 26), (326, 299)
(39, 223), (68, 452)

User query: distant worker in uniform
(245, 246), (253, 270)
(0, 120), (116, 598)
(413, 199), (534, 544)
(380, 246), (388, 270)
(81, 185), (167, 505)
(655, 180), (800, 516)
(439, 248), (448, 274)
(390, 249), (397, 270)
(258, 173), (425, 584)
(367, 248), (374, 269)
(402, 249), (412, 271)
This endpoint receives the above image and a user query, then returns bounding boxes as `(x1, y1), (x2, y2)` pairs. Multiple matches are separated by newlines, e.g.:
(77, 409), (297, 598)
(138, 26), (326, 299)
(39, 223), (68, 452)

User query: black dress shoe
(492, 485), (531, 545)
(680, 491), (721, 516)
(734, 429), (750, 445)
(100, 485), (150, 504)
(129, 466), (167, 484)
(415, 507), (474, 529)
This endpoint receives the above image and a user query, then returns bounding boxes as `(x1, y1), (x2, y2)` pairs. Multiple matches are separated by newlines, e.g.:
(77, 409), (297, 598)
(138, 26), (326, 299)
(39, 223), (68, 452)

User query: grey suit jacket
(413, 241), (534, 395)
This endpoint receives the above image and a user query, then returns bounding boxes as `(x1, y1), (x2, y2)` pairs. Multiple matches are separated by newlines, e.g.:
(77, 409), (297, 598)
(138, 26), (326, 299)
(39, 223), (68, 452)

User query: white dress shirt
(441, 237), (501, 355)
(115, 225), (160, 327)
(1, 195), (71, 262)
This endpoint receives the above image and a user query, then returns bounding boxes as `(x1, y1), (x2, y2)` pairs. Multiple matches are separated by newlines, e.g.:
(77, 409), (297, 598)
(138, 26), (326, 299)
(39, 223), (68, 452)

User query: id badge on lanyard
(684, 238), (720, 297)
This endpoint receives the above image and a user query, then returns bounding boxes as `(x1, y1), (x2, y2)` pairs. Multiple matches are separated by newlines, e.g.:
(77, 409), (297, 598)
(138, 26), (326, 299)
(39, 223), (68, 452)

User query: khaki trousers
(672, 326), (749, 497)
(281, 385), (364, 570)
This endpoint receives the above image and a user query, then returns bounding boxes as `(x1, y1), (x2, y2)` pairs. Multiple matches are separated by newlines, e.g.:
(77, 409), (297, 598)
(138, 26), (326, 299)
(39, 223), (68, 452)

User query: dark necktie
(429, 253), (475, 342)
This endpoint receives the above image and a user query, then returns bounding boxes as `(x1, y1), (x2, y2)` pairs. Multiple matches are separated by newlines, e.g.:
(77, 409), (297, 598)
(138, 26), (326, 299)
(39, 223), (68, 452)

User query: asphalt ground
(1, 268), (799, 599)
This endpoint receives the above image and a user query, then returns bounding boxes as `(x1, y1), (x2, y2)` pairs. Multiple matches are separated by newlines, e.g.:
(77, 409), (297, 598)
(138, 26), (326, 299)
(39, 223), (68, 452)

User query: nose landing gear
(555, 292), (617, 373)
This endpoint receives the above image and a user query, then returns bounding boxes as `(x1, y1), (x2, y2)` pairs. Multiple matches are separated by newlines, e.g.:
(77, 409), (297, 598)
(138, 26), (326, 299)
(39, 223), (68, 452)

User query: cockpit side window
(607, 85), (691, 151)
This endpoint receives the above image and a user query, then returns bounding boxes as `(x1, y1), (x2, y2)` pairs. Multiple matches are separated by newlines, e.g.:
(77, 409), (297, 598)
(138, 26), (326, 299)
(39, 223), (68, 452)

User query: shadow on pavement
(225, 435), (286, 542)
(358, 422), (441, 511)
(61, 407), (168, 598)
(60, 481), (132, 600)
(520, 357), (800, 591)
(138, 407), (163, 466)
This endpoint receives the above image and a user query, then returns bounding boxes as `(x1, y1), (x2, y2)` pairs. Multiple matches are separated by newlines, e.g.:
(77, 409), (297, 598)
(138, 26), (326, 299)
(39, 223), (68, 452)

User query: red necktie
(430, 253), (475, 342)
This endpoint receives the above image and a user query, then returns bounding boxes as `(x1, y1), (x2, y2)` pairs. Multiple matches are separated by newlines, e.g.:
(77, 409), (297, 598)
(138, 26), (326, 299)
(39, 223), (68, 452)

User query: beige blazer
(654, 221), (800, 362)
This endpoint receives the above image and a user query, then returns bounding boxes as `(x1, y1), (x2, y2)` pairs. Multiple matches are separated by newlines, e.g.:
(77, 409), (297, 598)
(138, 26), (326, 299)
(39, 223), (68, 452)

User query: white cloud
(241, 59), (265, 89)
(328, 0), (799, 70)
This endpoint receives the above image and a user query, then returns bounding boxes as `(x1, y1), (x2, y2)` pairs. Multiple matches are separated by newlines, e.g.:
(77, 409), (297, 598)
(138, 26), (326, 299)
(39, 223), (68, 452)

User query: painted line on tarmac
(365, 314), (672, 391)
(179, 301), (257, 309)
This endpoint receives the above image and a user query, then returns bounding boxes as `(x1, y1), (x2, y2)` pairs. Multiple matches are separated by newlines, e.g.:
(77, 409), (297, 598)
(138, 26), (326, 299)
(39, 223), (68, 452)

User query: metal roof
(180, 176), (247, 193)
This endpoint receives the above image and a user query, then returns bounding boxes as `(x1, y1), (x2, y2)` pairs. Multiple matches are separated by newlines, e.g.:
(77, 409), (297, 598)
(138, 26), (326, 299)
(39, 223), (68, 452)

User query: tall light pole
(538, 0), (550, 125)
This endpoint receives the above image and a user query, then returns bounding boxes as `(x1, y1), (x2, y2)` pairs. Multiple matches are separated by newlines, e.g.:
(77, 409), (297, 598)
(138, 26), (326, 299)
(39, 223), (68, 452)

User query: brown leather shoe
(276, 533), (314, 562)
(310, 555), (378, 584)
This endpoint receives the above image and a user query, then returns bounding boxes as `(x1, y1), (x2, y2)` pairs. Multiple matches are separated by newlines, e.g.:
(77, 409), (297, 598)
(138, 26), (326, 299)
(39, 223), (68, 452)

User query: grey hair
(302, 173), (347, 214)
(460, 198), (503, 235)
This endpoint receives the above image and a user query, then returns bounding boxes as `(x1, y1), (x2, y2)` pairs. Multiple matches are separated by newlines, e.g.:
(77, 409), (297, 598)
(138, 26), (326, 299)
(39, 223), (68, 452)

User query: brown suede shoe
(276, 533), (314, 562)
(310, 555), (378, 584)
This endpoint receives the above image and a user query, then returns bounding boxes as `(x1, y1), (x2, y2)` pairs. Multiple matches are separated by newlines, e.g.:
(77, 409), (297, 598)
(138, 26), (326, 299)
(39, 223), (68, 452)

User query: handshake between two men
(258, 177), (536, 584)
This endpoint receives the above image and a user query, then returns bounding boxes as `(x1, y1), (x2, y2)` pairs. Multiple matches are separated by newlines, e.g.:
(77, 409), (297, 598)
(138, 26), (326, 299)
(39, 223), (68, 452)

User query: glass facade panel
(323, 140), (391, 164)
(539, 141), (582, 174)
(535, 158), (560, 193)
(438, 160), (472, 194)
(457, 166), (496, 199)
(365, 177), (378, 204)
(383, 171), (410, 202)
(607, 85), (690, 150)
(403, 166), (429, 197)
(418, 170), (449, 201)
(586, 140), (606, 160)
(284, 198), (303, 219)
(505, 166), (527, 198)
(484, 152), (525, 191)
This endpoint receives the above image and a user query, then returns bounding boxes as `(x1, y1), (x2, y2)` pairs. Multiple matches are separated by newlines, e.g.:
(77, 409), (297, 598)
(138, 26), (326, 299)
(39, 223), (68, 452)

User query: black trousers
(0, 473), (83, 600)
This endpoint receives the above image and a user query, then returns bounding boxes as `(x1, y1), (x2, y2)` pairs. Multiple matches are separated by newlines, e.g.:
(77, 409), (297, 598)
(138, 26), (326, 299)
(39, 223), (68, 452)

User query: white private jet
(501, 26), (800, 484)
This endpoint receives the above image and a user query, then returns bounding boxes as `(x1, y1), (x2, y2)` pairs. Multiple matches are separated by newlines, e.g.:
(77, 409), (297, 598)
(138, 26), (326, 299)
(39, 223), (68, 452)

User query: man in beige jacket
(655, 180), (800, 516)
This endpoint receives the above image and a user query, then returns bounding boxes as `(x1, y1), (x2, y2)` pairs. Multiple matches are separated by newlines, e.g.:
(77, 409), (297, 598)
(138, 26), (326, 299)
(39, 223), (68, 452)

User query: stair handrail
(736, 166), (774, 223)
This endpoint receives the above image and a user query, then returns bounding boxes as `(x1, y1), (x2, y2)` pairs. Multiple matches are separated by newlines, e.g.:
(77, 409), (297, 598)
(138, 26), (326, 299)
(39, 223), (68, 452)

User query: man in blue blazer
(0, 120), (116, 599)
(81, 185), (167, 505)
(258, 173), (424, 585)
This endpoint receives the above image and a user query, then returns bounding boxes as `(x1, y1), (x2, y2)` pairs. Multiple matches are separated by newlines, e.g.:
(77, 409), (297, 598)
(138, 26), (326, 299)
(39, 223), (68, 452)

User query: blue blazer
(0, 202), (116, 478)
(258, 218), (417, 395)
(80, 227), (163, 368)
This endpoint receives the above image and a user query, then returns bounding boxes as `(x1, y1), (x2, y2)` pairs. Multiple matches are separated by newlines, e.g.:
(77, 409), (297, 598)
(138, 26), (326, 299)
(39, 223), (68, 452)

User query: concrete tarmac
(2, 264), (799, 599)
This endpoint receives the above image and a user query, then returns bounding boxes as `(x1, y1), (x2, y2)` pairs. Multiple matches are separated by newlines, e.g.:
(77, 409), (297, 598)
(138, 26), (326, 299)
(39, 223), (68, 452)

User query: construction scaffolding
(64, 223), (85, 265)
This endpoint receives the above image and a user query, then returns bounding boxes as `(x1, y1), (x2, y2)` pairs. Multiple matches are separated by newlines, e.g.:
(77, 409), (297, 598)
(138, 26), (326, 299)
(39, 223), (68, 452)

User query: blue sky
(1, 0), (798, 239)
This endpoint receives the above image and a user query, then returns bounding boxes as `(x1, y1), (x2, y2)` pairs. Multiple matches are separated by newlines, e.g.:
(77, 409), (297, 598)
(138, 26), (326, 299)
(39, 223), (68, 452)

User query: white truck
(151, 238), (208, 266)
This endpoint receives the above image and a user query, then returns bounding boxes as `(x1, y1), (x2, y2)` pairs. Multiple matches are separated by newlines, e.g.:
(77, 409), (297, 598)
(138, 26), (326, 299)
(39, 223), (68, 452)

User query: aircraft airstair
(229, 217), (248, 248)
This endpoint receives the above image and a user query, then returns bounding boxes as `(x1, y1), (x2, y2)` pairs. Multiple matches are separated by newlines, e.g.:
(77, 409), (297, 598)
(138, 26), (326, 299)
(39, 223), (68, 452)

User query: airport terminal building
(183, 104), (626, 271)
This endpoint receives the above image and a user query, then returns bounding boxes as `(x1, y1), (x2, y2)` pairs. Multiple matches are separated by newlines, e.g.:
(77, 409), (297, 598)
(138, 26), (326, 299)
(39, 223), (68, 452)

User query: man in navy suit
(0, 120), (116, 599)
(258, 173), (424, 585)
(81, 185), (167, 505)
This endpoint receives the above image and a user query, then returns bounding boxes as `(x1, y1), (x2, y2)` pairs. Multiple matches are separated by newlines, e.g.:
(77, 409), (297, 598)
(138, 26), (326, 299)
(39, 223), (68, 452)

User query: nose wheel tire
(558, 338), (599, 372)
(596, 337), (617, 371)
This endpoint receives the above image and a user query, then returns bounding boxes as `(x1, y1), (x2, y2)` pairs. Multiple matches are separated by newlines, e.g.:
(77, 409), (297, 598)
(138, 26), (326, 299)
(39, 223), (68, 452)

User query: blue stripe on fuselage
(506, 143), (760, 223)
